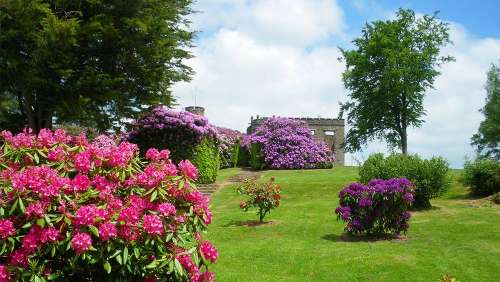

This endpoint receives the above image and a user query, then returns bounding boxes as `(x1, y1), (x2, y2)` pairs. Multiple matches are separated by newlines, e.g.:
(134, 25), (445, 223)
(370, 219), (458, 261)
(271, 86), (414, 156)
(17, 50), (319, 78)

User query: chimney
(184, 106), (205, 116)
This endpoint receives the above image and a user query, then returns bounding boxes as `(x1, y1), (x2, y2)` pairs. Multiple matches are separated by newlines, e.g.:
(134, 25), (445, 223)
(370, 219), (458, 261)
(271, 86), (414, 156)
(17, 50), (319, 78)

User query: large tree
(471, 61), (500, 159)
(0, 0), (194, 133)
(339, 9), (453, 154)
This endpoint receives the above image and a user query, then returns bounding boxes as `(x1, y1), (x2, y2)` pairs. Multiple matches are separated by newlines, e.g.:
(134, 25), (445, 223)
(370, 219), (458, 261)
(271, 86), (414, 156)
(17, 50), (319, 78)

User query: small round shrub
(335, 178), (415, 235)
(461, 158), (500, 196)
(244, 117), (334, 169)
(238, 177), (281, 223)
(127, 107), (219, 184)
(0, 129), (217, 281)
(359, 153), (449, 209)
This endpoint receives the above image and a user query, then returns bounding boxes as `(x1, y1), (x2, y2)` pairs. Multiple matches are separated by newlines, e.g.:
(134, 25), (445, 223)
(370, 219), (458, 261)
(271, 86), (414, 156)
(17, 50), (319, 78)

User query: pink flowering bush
(243, 117), (335, 169)
(0, 128), (217, 281)
(238, 177), (281, 223)
(127, 107), (220, 184)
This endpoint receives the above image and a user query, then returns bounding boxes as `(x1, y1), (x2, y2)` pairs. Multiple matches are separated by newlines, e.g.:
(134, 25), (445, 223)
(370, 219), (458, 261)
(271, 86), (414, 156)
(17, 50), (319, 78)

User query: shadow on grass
(446, 192), (484, 200)
(409, 205), (441, 212)
(322, 233), (407, 243)
(222, 219), (276, 228)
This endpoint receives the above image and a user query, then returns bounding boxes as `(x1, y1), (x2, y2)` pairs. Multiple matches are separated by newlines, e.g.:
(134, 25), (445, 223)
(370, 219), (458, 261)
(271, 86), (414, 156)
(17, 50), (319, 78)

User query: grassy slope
(207, 167), (500, 282)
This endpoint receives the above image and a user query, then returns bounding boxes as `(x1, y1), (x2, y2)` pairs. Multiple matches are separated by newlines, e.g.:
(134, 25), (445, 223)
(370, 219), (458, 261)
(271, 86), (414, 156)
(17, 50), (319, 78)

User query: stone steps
(197, 169), (264, 197)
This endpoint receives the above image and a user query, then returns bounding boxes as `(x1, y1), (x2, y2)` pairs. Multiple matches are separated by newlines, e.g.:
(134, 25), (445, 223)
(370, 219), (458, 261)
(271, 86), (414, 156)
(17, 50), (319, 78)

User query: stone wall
(184, 106), (205, 116)
(247, 116), (345, 165)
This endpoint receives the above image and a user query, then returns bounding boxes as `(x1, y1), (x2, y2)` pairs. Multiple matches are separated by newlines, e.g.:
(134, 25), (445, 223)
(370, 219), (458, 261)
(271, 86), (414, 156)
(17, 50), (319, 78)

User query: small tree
(472, 61), (500, 159)
(238, 177), (281, 223)
(339, 9), (454, 154)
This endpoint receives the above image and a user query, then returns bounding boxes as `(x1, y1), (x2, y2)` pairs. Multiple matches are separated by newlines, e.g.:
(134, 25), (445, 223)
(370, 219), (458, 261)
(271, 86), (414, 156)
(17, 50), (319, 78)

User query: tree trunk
(401, 127), (408, 155)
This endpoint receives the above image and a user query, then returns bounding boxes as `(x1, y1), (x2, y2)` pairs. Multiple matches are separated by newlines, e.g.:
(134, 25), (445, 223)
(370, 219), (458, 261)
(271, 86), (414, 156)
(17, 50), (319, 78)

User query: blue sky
(341, 0), (500, 38)
(173, 0), (500, 168)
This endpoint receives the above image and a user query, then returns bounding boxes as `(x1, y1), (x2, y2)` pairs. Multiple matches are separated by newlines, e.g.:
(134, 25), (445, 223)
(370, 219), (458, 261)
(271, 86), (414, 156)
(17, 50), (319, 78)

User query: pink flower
(178, 160), (198, 180)
(71, 174), (90, 192)
(118, 225), (139, 242)
(199, 241), (218, 263)
(0, 219), (15, 239)
(9, 249), (28, 267)
(0, 264), (10, 282)
(199, 271), (215, 282)
(74, 151), (92, 173)
(142, 214), (164, 235)
(177, 255), (199, 279)
(73, 205), (97, 226)
(71, 232), (92, 254)
(26, 202), (45, 218)
(22, 226), (42, 253)
(157, 203), (176, 217)
(47, 147), (65, 161)
(118, 207), (140, 224)
(145, 148), (160, 161)
(99, 222), (117, 241)
(41, 227), (59, 243)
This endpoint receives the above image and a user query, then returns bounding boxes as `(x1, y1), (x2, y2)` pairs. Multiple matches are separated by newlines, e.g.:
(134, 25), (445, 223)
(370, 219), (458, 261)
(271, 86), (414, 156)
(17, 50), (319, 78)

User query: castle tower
(184, 106), (205, 116)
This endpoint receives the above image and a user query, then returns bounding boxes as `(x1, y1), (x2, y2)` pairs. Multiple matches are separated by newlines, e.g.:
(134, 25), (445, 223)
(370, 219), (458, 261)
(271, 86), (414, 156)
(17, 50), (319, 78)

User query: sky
(172, 0), (500, 168)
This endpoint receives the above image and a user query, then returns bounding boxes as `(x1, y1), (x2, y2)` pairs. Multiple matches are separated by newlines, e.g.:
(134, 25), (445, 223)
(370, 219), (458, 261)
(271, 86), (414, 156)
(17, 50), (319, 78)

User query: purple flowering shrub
(244, 117), (334, 169)
(216, 127), (242, 169)
(335, 178), (415, 235)
(127, 107), (220, 183)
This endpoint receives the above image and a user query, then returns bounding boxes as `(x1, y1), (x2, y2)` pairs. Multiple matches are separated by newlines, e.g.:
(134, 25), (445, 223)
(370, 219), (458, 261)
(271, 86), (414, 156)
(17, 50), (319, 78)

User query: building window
(324, 130), (335, 136)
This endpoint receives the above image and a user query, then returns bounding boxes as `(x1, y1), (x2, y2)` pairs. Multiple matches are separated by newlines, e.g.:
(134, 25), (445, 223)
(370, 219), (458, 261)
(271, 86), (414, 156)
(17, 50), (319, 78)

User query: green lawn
(207, 167), (500, 282)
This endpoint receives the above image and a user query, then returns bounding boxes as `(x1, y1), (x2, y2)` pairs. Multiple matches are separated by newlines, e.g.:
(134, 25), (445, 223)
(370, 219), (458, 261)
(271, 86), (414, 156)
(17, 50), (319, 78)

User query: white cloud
(192, 0), (346, 46)
(174, 3), (500, 168)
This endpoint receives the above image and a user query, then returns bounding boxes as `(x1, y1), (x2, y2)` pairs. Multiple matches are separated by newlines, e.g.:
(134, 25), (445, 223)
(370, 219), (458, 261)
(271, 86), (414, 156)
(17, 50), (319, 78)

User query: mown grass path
(207, 167), (500, 281)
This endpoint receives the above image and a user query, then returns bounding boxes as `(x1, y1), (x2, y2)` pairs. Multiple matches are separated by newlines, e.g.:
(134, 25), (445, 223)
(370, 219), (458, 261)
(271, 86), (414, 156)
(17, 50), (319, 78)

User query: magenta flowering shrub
(127, 107), (220, 183)
(216, 127), (242, 169)
(335, 178), (415, 235)
(0, 129), (217, 281)
(244, 117), (334, 169)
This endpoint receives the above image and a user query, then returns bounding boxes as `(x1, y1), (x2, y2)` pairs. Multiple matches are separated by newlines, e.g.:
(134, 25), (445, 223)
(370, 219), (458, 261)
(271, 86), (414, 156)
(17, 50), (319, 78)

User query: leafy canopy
(472, 61), (500, 159)
(339, 8), (453, 154)
(0, 0), (194, 132)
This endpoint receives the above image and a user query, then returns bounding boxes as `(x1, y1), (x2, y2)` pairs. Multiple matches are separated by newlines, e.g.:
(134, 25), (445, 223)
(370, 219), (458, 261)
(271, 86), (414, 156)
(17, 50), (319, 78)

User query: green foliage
(359, 153), (450, 208)
(0, 0), (194, 132)
(191, 138), (220, 184)
(237, 145), (250, 167)
(471, 61), (500, 159)
(461, 158), (500, 196)
(340, 8), (454, 154)
(230, 139), (240, 168)
(249, 143), (265, 170)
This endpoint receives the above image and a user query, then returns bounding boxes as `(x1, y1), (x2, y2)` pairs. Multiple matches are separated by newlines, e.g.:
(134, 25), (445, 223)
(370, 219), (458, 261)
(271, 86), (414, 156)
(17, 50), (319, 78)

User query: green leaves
(340, 8), (453, 154)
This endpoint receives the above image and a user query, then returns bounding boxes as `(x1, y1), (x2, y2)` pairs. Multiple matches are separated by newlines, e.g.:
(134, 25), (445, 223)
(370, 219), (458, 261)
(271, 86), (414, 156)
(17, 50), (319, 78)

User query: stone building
(247, 116), (345, 165)
(184, 106), (205, 116)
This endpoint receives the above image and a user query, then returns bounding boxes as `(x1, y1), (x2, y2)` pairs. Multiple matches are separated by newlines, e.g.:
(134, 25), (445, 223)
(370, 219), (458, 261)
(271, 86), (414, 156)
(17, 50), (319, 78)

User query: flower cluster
(0, 129), (217, 281)
(126, 107), (220, 184)
(335, 178), (415, 235)
(216, 127), (242, 169)
(126, 106), (217, 154)
(243, 117), (334, 169)
(238, 177), (281, 223)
